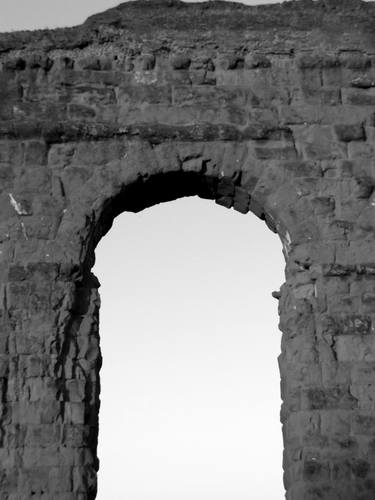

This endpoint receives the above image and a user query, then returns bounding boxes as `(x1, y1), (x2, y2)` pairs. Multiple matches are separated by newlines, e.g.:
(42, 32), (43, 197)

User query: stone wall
(1, 0), (375, 497)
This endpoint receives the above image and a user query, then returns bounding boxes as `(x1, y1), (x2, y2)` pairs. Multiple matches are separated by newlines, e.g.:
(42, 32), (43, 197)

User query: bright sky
(0, 0), (286, 31)
(1, 0), (374, 31)
(95, 198), (285, 500)
(2, 1), (287, 499)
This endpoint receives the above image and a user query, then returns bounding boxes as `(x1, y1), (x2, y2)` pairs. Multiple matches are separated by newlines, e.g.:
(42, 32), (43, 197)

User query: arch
(49, 157), (309, 499)
(94, 195), (284, 499)
(55, 139), (320, 275)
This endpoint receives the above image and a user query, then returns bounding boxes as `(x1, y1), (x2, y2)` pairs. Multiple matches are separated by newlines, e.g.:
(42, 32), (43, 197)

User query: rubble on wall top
(0, 0), (374, 55)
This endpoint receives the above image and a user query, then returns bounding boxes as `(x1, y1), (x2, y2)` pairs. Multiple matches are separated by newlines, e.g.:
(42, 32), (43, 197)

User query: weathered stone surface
(1, 0), (375, 498)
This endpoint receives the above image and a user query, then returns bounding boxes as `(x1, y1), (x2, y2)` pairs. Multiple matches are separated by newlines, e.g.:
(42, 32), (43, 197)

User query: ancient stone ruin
(1, 0), (375, 497)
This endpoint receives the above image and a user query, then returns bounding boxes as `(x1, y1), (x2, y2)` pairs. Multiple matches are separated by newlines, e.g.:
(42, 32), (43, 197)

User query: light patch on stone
(294, 284), (314, 299)
(20, 222), (28, 240)
(134, 71), (157, 84)
(281, 230), (292, 257)
(13, 105), (26, 117)
(8, 193), (29, 216)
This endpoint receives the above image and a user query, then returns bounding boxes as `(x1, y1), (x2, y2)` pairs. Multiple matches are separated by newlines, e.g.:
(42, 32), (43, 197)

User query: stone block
(353, 412), (375, 435)
(303, 458), (330, 481)
(348, 142), (375, 159)
(233, 187), (250, 214)
(77, 57), (99, 71)
(349, 382), (375, 410)
(138, 53), (155, 71)
(320, 314), (372, 338)
(62, 424), (90, 448)
(25, 54), (54, 71)
(170, 55), (191, 70)
(66, 379), (86, 403)
(296, 53), (324, 69)
(336, 335), (375, 362)
(25, 424), (61, 448)
(299, 87), (341, 106)
(64, 403), (85, 425)
(321, 362), (351, 387)
(49, 467), (72, 493)
(22, 446), (61, 468)
(351, 76), (375, 89)
(68, 104), (96, 120)
(280, 362), (322, 389)
(19, 467), (49, 496)
(342, 88), (375, 106)
(118, 84), (172, 106)
(254, 145), (297, 161)
(320, 409), (351, 439)
(302, 386), (358, 410)
(23, 140), (48, 166)
(190, 69), (216, 85)
(292, 124), (346, 160)
(331, 459), (352, 480)
(72, 465), (97, 493)
(334, 124), (366, 142)
(216, 54), (244, 70)
(2, 57), (26, 71)
(340, 54), (371, 70)
(244, 53), (271, 69)
(351, 362), (375, 383)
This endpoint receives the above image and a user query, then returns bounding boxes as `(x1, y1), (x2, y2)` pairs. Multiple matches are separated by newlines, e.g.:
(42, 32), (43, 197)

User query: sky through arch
(94, 196), (285, 499)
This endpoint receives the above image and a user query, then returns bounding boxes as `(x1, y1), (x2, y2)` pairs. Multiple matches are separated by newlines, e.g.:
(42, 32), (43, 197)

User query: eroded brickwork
(1, 0), (375, 497)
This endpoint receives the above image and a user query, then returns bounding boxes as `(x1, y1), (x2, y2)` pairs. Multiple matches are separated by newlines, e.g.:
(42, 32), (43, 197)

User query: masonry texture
(1, 0), (375, 497)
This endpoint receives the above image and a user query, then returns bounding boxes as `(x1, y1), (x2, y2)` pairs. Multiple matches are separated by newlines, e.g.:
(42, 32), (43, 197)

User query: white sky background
(0, 1), (292, 498)
(94, 199), (285, 500)
(0, 0), (286, 30)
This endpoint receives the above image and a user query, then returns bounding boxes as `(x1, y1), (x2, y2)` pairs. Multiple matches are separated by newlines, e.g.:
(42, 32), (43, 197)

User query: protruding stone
(123, 56), (134, 71)
(217, 54), (244, 70)
(25, 54), (54, 71)
(296, 52), (340, 69)
(351, 76), (375, 89)
(139, 53), (156, 71)
(244, 53), (271, 69)
(340, 53), (371, 69)
(3, 57), (26, 71)
(334, 123), (366, 142)
(79, 56), (101, 70)
(171, 54), (191, 70)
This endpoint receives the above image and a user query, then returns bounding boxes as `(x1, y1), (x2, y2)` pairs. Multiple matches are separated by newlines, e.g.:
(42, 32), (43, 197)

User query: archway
(94, 196), (284, 499)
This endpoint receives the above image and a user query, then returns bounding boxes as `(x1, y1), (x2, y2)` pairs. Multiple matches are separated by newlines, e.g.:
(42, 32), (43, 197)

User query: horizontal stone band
(0, 120), (290, 143)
